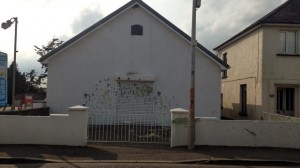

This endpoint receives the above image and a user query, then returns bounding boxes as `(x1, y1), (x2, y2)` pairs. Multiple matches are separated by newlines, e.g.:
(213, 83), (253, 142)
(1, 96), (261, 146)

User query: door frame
(275, 85), (298, 117)
(239, 84), (247, 116)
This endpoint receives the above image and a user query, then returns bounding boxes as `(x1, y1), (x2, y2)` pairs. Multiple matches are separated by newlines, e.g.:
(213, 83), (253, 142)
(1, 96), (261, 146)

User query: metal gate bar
(88, 112), (170, 144)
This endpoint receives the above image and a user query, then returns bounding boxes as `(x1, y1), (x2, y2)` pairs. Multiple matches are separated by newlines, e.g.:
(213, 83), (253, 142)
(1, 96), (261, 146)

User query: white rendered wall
(46, 6), (221, 118)
(171, 109), (300, 149)
(262, 26), (300, 117)
(0, 105), (88, 146)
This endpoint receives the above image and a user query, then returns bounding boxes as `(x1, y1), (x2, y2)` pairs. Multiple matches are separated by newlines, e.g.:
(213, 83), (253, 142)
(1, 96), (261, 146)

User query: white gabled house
(39, 0), (229, 122)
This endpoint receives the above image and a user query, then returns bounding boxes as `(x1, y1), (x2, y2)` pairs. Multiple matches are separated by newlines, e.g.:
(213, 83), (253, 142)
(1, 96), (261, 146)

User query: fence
(88, 111), (170, 143)
(171, 108), (300, 149)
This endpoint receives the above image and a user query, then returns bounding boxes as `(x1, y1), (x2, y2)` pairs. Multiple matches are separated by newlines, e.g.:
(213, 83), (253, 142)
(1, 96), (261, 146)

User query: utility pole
(189, 0), (201, 151)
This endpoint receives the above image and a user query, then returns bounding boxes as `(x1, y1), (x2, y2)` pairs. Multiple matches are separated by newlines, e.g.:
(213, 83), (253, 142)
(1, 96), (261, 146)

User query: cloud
(71, 5), (103, 35)
(194, 0), (287, 51)
(6, 0), (288, 74)
(145, 0), (287, 52)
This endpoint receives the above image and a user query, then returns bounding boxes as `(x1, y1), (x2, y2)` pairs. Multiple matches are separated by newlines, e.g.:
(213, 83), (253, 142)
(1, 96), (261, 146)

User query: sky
(0, 0), (287, 74)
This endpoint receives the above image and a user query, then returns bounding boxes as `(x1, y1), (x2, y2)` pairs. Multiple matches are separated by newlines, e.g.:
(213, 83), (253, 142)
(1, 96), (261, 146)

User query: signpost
(0, 52), (7, 107)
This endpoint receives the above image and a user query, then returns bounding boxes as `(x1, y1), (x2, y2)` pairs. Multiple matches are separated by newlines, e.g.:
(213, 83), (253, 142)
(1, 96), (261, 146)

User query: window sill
(277, 53), (300, 57)
(222, 76), (228, 79)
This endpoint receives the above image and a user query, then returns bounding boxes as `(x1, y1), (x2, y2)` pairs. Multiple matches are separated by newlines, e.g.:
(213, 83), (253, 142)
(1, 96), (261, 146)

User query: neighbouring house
(215, 0), (300, 120)
(39, 0), (229, 123)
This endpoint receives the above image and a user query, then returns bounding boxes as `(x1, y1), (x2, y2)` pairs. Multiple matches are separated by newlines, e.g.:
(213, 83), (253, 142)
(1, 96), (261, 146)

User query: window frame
(279, 30), (298, 55)
(222, 53), (228, 79)
(239, 84), (247, 116)
(131, 24), (143, 36)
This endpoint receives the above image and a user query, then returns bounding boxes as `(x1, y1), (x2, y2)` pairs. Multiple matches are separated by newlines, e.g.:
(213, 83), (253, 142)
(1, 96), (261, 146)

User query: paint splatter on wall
(82, 77), (179, 115)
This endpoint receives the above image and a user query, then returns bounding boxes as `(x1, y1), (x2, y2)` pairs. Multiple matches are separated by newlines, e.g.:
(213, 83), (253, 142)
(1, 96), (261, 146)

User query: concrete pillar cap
(69, 105), (89, 111)
(170, 108), (189, 113)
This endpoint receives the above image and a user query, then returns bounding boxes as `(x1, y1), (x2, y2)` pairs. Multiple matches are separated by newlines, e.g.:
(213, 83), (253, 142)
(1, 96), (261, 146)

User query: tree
(7, 62), (28, 105)
(25, 69), (45, 88)
(25, 69), (46, 92)
(7, 63), (47, 105)
(34, 37), (63, 75)
(29, 37), (63, 89)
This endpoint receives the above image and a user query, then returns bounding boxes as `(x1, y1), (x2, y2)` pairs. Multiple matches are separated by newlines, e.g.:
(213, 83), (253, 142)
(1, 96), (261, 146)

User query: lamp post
(189, 0), (201, 151)
(1, 17), (18, 111)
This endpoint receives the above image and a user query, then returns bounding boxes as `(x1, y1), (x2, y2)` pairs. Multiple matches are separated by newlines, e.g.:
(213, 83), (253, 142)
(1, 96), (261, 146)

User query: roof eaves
(197, 43), (230, 69)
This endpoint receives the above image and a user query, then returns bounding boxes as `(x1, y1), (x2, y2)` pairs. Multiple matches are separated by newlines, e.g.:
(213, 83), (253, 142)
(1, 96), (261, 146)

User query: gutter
(1, 157), (300, 166)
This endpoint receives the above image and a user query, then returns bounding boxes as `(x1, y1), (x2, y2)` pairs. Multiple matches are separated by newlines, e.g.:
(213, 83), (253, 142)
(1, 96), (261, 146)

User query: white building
(40, 0), (228, 121)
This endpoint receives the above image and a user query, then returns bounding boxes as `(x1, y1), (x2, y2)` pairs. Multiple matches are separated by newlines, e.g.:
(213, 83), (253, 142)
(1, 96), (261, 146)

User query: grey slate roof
(39, 0), (229, 69)
(214, 0), (300, 50)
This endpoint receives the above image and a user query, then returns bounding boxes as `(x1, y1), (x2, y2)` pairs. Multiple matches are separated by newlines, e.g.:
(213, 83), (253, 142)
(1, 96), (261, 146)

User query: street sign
(0, 52), (7, 107)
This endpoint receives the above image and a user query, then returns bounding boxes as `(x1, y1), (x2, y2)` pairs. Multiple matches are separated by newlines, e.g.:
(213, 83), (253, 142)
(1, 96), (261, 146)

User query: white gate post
(170, 108), (189, 148)
(69, 105), (89, 146)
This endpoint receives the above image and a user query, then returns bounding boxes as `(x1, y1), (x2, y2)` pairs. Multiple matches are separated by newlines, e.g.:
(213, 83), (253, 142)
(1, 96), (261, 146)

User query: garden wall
(171, 108), (300, 149)
(0, 105), (88, 146)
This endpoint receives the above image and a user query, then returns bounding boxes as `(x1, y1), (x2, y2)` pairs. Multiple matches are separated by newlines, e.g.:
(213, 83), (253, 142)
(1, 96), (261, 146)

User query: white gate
(87, 81), (171, 144)
(88, 112), (170, 143)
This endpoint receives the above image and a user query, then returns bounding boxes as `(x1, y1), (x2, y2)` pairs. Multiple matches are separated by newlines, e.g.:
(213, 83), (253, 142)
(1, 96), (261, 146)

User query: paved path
(2, 163), (297, 168)
(0, 144), (300, 166)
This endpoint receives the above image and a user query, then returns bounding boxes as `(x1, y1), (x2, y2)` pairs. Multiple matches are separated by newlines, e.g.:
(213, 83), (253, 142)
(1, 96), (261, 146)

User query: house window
(239, 84), (247, 116)
(131, 24), (143, 36)
(279, 31), (297, 54)
(222, 53), (228, 78)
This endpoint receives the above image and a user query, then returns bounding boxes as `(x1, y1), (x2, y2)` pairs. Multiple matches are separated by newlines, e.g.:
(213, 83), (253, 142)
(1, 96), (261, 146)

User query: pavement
(0, 143), (300, 166)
